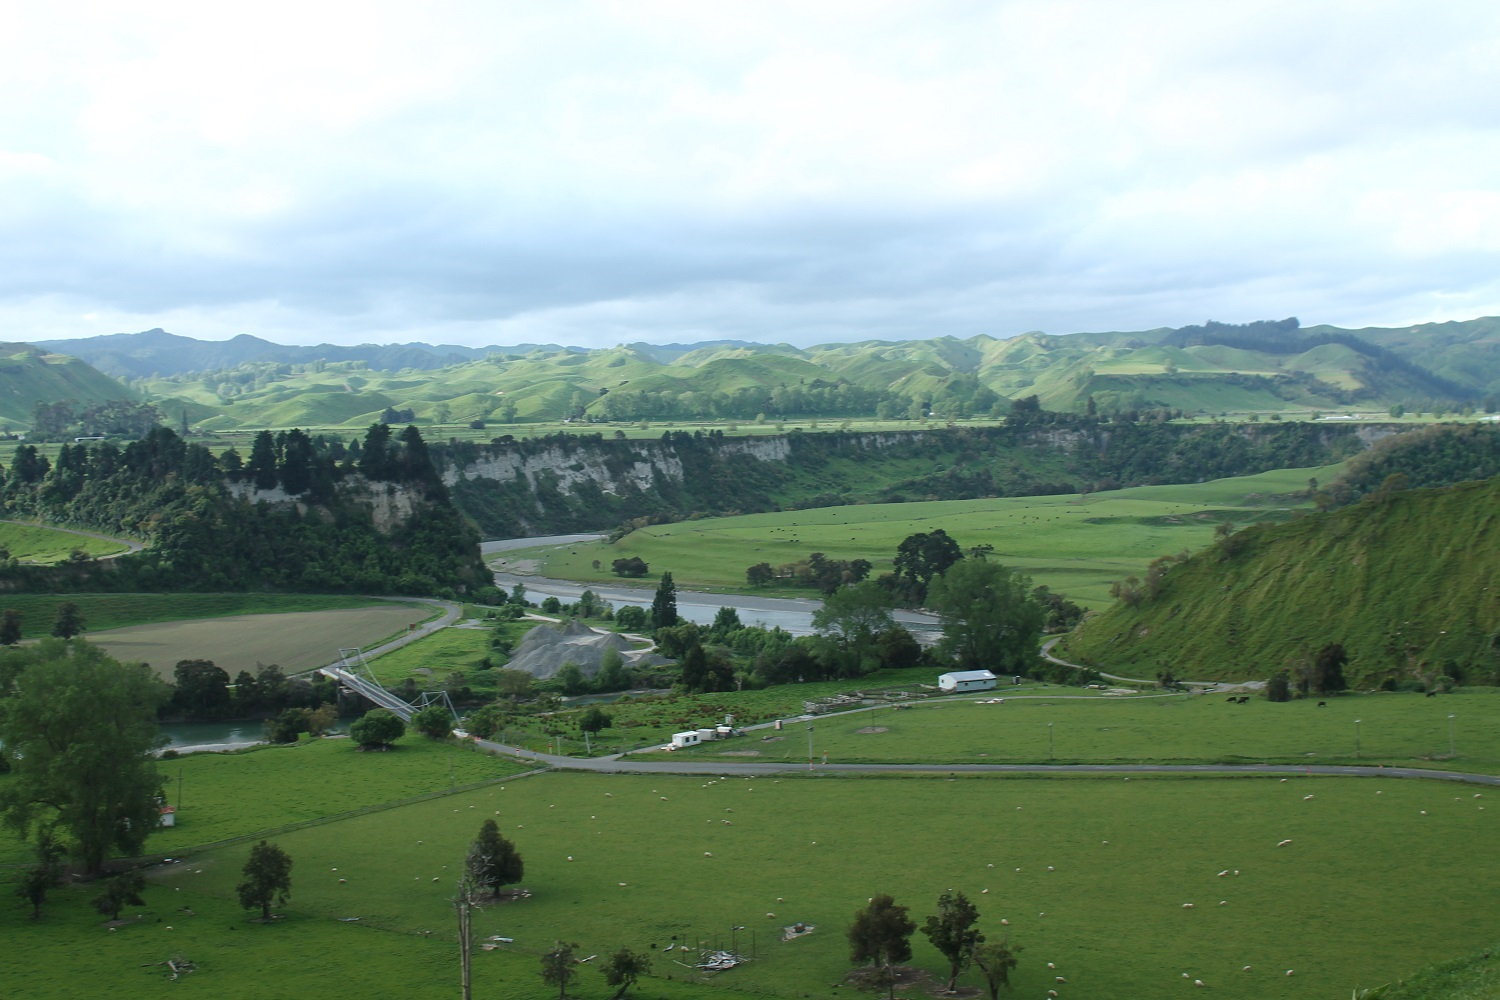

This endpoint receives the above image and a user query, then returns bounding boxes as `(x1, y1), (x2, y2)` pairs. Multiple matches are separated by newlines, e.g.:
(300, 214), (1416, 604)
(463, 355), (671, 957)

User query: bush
(349, 709), (405, 748)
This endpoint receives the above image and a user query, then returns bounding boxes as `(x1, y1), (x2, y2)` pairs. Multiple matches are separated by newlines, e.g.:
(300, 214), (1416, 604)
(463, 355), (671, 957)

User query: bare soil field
(88, 604), (429, 677)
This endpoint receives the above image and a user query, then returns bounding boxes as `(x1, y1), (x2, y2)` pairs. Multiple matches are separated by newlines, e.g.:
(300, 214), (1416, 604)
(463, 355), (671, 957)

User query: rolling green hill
(1058, 476), (1500, 687)
(0, 344), (137, 429)
(34, 316), (1500, 432)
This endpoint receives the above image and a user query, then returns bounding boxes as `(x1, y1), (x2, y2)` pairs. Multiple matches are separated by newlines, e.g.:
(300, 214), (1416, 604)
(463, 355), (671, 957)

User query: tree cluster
(0, 425), (489, 597)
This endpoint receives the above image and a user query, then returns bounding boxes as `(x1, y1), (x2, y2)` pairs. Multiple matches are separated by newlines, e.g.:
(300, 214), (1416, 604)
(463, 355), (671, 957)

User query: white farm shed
(938, 669), (998, 693)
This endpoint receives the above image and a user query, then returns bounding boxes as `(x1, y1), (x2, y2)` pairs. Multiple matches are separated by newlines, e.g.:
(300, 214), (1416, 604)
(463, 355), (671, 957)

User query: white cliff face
(225, 476), (420, 533)
(443, 435), (796, 494)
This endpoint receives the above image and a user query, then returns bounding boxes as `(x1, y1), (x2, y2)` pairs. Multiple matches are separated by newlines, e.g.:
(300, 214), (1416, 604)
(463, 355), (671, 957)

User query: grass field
(655, 687), (1499, 773)
(0, 521), (129, 563)
(511, 463), (1346, 607)
(3, 767), (1495, 1000)
(88, 603), (442, 679)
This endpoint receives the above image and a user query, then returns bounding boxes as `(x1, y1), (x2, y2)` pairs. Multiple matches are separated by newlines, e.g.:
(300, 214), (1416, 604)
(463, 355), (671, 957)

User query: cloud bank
(4, 0), (1499, 348)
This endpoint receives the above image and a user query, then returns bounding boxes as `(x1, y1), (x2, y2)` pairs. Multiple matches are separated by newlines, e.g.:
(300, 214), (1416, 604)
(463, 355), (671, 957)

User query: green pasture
(6, 769), (1495, 999)
(661, 688), (1498, 772)
(0, 593), (390, 640)
(0, 521), (129, 563)
(0, 735), (528, 868)
(515, 463), (1345, 607)
(364, 625), (496, 688)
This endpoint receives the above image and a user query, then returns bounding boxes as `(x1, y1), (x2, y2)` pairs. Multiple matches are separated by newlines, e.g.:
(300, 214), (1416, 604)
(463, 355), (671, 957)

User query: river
(483, 534), (942, 640)
(159, 535), (941, 749)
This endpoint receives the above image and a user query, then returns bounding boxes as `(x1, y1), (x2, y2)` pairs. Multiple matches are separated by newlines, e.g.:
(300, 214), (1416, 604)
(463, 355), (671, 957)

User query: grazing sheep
(1276, 839), (1293, 847)
(1182, 903), (1195, 909)
(1303, 794), (1315, 800)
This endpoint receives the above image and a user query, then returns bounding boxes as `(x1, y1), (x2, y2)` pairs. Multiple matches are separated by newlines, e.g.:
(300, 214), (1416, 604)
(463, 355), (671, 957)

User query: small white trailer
(938, 669), (999, 693)
(670, 731), (702, 749)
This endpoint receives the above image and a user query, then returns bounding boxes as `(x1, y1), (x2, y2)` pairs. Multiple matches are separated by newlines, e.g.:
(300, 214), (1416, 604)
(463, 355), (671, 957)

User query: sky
(4, 0), (1500, 350)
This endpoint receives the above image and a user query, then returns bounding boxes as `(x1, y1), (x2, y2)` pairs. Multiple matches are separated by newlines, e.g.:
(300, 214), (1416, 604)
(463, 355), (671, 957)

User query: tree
(91, 869), (146, 921)
(349, 708), (405, 749)
(50, 602), (85, 639)
(412, 704), (454, 739)
(746, 562), (774, 587)
(813, 581), (895, 670)
(170, 659), (232, 718)
(578, 706), (613, 739)
(892, 529), (963, 603)
(236, 840), (293, 920)
(613, 605), (648, 631)
(612, 556), (649, 578)
(927, 559), (1045, 674)
(0, 640), (165, 874)
(709, 605), (743, 639)
(923, 890), (984, 992)
(15, 834), (64, 919)
(266, 707), (313, 744)
(247, 429), (279, 490)
(540, 940), (578, 1000)
(848, 894), (916, 1000)
(971, 938), (1021, 1000)
(466, 818), (524, 897)
(593, 647), (628, 692)
(650, 572), (679, 630)
(1266, 670), (1292, 702)
(0, 609), (21, 646)
(602, 947), (651, 1000)
(1313, 643), (1348, 695)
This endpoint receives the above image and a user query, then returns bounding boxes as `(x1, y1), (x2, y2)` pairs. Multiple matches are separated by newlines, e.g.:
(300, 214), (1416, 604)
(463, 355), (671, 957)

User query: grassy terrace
(510, 463), (1346, 608)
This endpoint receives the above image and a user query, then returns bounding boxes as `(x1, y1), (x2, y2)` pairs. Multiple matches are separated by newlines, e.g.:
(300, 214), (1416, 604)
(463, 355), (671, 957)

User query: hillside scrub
(1062, 477), (1500, 686)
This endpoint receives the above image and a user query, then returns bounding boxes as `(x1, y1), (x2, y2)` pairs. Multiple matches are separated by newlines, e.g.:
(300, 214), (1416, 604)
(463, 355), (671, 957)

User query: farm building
(937, 669), (998, 693)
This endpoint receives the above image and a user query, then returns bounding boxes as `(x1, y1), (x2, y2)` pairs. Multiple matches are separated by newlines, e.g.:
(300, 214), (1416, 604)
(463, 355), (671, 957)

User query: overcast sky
(5, 1), (1499, 350)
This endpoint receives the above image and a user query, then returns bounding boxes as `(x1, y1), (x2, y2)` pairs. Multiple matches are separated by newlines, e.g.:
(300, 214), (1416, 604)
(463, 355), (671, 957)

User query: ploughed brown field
(88, 605), (426, 678)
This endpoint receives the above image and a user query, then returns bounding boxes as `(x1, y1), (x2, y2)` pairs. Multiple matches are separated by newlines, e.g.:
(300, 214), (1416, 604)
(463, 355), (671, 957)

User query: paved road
(474, 739), (1500, 786)
(339, 596), (463, 662)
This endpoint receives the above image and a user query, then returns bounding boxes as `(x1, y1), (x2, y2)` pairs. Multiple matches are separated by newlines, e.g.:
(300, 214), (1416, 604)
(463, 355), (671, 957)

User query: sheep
(1285, 969), (1295, 976)
(1046, 962), (1056, 969)
(1276, 839), (1293, 847)
(1182, 903), (1195, 909)
(1303, 794), (1315, 800)
(1194, 979), (1206, 987)
(1055, 976), (1067, 983)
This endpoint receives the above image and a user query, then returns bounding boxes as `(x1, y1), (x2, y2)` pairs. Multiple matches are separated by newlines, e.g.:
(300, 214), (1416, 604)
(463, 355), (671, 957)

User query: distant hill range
(21, 316), (1500, 430)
